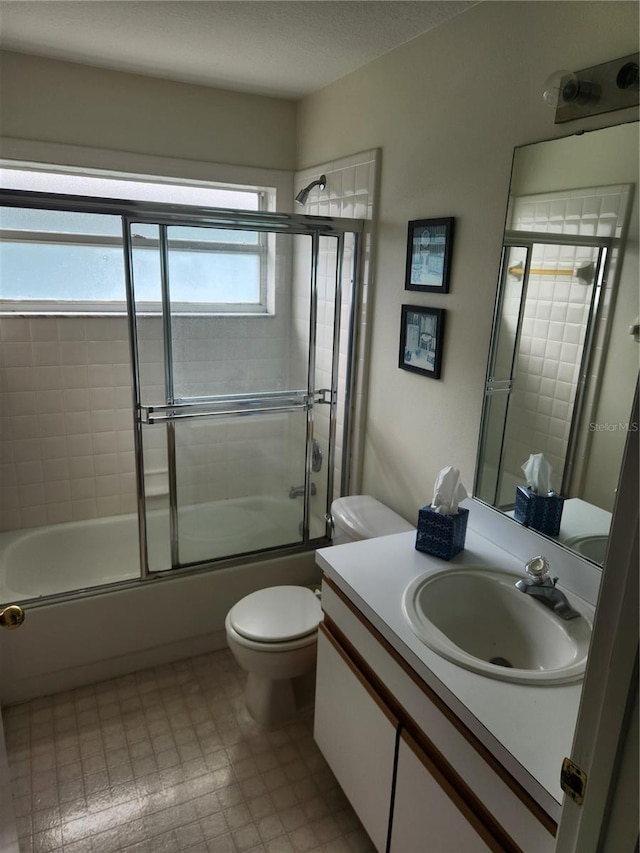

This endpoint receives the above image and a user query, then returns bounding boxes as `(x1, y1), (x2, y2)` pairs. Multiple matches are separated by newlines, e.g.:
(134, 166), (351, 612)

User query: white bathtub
(0, 496), (323, 704)
(0, 496), (320, 602)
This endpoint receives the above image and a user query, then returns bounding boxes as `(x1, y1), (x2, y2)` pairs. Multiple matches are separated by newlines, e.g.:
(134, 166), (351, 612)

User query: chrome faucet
(289, 483), (317, 499)
(515, 556), (581, 620)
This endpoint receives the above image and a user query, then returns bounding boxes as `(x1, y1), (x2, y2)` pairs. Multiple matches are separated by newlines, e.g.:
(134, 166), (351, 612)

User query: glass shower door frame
(122, 205), (363, 578)
(477, 241), (533, 507)
(480, 231), (611, 508)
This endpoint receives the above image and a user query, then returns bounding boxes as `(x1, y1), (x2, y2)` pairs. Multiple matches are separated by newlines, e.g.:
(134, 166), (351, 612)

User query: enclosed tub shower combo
(0, 185), (367, 701)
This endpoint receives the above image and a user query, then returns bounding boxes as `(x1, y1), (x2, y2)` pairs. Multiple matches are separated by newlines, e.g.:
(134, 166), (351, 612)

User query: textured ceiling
(0, 1), (477, 99)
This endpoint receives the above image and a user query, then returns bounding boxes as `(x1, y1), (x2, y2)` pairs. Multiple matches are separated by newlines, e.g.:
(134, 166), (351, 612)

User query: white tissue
(521, 453), (552, 495)
(431, 466), (468, 515)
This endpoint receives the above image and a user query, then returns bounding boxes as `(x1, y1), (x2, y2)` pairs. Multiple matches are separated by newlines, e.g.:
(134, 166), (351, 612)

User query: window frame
(0, 168), (273, 316)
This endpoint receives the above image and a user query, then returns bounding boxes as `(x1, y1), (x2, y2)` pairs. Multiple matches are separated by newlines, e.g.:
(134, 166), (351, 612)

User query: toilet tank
(330, 495), (415, 544)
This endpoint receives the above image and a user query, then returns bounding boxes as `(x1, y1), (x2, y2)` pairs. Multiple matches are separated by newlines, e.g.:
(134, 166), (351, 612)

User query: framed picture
(404, 217), (455, 293)
(399, 305), (445, 379)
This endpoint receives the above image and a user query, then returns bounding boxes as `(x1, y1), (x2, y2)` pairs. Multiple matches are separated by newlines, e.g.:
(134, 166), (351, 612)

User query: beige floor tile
(5, 648), (372, 853)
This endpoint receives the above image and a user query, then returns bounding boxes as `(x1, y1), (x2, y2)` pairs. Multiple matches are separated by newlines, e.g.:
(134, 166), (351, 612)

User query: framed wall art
(404, 217), (455, 293)
(399, 304), (445, 379)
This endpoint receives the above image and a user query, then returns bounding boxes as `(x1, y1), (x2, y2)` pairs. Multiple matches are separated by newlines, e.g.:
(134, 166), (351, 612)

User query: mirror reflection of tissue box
(415, 506), (469, 560)
(514, 486), (564, 536)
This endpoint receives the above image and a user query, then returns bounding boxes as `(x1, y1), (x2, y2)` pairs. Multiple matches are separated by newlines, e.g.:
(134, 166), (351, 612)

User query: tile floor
(4, 649), (375, 853)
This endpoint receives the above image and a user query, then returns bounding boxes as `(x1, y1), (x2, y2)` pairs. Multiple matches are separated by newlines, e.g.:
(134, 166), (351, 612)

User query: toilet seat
(225, 617), (319, 653)
(227, 585), (321, 645)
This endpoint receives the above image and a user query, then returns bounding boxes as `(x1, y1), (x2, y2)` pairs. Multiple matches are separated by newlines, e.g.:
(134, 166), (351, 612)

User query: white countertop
(316, 525), (594, 821)
(506, 496), (612, 550)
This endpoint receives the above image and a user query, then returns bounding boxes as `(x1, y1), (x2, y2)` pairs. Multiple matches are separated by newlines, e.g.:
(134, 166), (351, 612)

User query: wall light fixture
(543, 52), (638, 123)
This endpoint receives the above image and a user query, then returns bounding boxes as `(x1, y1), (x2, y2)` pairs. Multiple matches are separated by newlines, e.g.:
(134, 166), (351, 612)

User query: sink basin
(402, 567), (592, 684)
(565, 534), (608, 565)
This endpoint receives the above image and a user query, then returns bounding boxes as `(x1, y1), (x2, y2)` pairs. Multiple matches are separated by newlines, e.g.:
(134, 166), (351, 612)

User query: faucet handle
(524, 555), (551, 583)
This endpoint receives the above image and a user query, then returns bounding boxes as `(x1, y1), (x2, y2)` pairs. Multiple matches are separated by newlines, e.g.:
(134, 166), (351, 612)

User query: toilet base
(245, 669), (315, 728)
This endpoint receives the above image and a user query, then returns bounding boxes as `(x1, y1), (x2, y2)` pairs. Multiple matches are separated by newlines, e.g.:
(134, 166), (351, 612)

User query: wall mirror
(475, 121), (638, 566)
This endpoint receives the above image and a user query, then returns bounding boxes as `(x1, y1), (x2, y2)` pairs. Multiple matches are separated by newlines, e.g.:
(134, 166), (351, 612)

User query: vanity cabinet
(390, 730), (492, 853)
(314, 577), (557, 853)
(314, 624), (397, 852)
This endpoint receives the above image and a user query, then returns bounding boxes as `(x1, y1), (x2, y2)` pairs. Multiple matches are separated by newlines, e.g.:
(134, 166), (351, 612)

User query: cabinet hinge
(561, 757), (587, 805)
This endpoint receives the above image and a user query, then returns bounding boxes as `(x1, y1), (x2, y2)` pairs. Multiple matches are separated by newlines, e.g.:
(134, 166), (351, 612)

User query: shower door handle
(0, 605), (25, 630)
(140, 391), (311, 424)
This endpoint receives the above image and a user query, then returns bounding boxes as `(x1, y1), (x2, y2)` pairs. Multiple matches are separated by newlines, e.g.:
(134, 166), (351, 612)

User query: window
(0, 166), (273, 314)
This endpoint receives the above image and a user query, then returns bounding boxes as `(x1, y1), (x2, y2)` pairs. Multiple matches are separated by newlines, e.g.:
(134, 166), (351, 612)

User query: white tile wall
(0, 309), (297, 532)
(0, 316), (137, 531)
(506, 185), (630, 240)
(293, 150), (379, 501)
(164, 308), (298, 509)
(295, 153), (377, 222)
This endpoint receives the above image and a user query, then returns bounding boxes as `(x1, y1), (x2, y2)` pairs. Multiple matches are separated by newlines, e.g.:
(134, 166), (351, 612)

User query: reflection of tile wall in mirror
(475, 121), (639, 563)
(499, 186), (632, 504)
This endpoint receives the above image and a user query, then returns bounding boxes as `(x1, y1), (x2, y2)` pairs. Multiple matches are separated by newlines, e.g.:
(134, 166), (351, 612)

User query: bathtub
(0, 495), (323, 705)
(0, 496), (323, 602)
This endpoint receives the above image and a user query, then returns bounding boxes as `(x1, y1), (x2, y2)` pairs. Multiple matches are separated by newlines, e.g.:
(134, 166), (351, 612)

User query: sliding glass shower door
(125, 211), (360, 574)
(476, 234), (607, 509)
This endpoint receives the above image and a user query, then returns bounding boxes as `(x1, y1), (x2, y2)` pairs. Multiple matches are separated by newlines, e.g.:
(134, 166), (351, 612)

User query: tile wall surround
(0, 311), (296, 533)
(293, 150), (379, 501)
(0, 316), (136, 533)
(495, 185), (631, 505)
(1, 151), (378, 535)
(142, 308), (300, 511)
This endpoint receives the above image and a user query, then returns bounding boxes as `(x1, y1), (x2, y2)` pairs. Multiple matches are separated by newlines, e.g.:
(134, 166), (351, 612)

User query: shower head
(575, 261), (596, 285)
(295, 174), (327, 206)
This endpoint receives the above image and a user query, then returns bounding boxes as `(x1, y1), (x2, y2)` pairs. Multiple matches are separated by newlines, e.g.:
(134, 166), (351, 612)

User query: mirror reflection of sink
(564, 534), (608, 565)
(402, 568), (592, 684)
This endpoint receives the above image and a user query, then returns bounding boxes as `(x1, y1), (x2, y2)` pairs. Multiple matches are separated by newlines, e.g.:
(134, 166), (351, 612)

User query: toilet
(331, 494), (415, 544)
(225, 585), (322, 727)
(225, 496), (413, 727)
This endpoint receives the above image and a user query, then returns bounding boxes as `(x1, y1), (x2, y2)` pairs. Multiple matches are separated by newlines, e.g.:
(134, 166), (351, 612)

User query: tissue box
(415, 506), (469, 560)
(514, 486), (564, 536)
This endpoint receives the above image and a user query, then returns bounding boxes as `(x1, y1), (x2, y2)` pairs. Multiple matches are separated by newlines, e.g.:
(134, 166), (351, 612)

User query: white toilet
(225, 496), (413, 727)
(331, 494), (415, 544)
(225, 585), (322, 727)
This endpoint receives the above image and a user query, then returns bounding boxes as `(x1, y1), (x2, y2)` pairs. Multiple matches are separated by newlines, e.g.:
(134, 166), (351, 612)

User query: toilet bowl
(225, 585), (322, 727)
(226, 497), (413, 727)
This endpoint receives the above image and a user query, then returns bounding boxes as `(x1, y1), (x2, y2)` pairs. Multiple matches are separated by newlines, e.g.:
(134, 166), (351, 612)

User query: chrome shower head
(295, 174), (327, 206)
(575, 261), (596, 285)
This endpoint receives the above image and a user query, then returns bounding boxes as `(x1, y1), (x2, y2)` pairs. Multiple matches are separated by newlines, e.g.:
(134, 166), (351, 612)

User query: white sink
(565, 534), (608, 564)
(402, 567), (593, 684)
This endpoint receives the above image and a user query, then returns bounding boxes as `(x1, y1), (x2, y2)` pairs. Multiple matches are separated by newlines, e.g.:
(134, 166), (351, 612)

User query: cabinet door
(390, 730), (494, 853)
(314, 624), (397, 853)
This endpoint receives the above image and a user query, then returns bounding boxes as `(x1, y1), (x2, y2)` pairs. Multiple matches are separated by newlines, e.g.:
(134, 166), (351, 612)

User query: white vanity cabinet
(314, 624), (397, 852)
(314, 577), (557, 853)
(390, 730), (492, 853)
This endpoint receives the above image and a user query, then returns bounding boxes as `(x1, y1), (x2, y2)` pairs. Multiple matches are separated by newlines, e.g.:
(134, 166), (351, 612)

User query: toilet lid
(228, 585), (321, 643)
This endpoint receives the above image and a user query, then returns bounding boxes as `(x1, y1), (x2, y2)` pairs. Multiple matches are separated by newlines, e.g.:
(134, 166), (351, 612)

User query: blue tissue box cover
(415, 506), (469, 560)
(514, 485), (564, 536)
